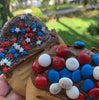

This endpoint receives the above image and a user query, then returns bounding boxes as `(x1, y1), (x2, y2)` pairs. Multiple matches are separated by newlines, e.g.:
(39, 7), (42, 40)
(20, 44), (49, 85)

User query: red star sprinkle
(24, 33), (29, 38)
(0, 48), (4, 53)
(8, 54), (13, 59)
(1, 43), (5, 48)
(12, 38), (17, 43)
(24, 46), (30, 50)
(18, 23), (23, 28)
(3, 68), (8, 73)
(26, 28), (30, 33)
(5, 41), (10, 46)
(36, 36), (41, 41)
(51, 32), (56, 36)
(29, 33), (33, 38)
(22, 41), (27, 46)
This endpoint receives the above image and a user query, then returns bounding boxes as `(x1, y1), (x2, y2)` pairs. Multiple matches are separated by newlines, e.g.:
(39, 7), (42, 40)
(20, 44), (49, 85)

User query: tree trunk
(83, 0), (88, 10)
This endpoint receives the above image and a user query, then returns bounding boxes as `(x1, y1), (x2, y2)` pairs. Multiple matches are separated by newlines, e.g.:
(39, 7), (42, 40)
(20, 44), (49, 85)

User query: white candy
(38, 54), (51, 67)
(19, 47), (24, 52)
(66, 86), (79, 99)
(7, 61), (11, 66)
(3, 59), (8, 64)
(15, 28), (20, 33)
(26, 38), (31, 43)
(93, 66), (99, 80)
(66, 57), (79, 71)
(36, 40), (41, 45)
(13, 43), (18, 47)
(33, 28), (36, 31)
(0, 60), (5, 66)
(49, 83), (61, 95)
(59, 77), (73, 90)
(20, 15), (25, 19)
(42, 27), (46, 32)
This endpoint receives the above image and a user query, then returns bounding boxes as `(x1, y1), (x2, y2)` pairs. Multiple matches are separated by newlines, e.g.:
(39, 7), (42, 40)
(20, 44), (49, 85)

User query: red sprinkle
(3, 68), (8, 73)
(88, 88), (99, 99)
(52, 56), (65, 70)
(56, 45), (68, 56)
(26, 28), (30, 32)
(29, 33), (33, 38)
(74, 93), (85, 100)
(8, 54), (13, 59)
(24, 33), (29, 38)
(22, 41), (27, 46)
(96, 81), (99, 88)
(18, 23), (23, 28)
(51, 32), (56, 36)
(36, 36), (41, 41)
(78, 52), (90, 65)
(5, 41), (10, 46)
(24, 46), (30, 50)
(12, 38), (17, 43)
(32, 60), (43, 73)
(0, 48), (4, 53)
(1, 43), (5, 48)
(35, 75), (48, 89)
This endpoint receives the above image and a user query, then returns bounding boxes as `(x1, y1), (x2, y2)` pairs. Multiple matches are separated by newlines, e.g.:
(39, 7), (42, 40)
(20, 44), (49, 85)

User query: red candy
(36, 36), (41, 41)
(74, 93), (85, 100)
(5, 41), (10, 46)
(18, 23), (23, 28)
(25, 28), (30, 32)
(29, 33), (33, 38)
(32, 60), (43, 73)
(35, 75), (48, 89)
(56, 45), (68, 56)
(0, 48), (4, 53)
(88, 88), (99, 99)
(78, 52), (90, 65)
(24, 33), (29, 38)
(3, 68), (8, 73)
(53, 56), (65, 70)
(22, 41), (27, 46)
(24, 46), (30, 51)
(8, 54), (13, 59)
(96, 81), (99, 88)
(12, 38), (17, 43)
(1, 43), (5, 48)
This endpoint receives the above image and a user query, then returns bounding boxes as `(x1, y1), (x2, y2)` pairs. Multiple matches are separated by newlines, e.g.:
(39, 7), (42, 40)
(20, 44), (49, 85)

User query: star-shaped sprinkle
(15, 28), (20, 33)
(36, 40), (41, 45)
(20, 15), (25, 19)
(26, 38), (31, 43)
(7, 61), (11, 66)
(33, 28), (36, 32)
(3, 59), (8, 64)
(13, 43), (18, 47)
(15, 45), (21, 50)
(42, 27), (46, 32)
(3, 68), (8, 73)
(19, 47), (24, 53)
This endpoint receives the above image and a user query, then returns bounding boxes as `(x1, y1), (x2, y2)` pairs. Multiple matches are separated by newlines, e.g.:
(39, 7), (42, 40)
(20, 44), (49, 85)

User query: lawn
(46, 10), (99, 49)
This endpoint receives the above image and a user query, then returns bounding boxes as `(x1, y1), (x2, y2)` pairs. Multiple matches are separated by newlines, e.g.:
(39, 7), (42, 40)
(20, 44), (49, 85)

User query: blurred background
(0, 0), (99, 49)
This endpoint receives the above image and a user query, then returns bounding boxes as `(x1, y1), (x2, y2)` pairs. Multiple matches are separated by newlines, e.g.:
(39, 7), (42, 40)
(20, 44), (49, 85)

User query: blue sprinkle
(21, 51), (27, 56)
(59, 68), (72, 78)
(93, 54), (99, 66)
(38, 31), (43, 36)
(86, 97), (96, 100)
(0, 71), (2, 75)
(21, 29), (26, 35)
(81, 64), (93, 78)
(10, 28), (15, 33)
(72, 69), (81, 82)
(4, 49), (7, 53)
(31, 24), (36, 29)
(81, 79), (94, 92)
(0, 53), (5, 58)
(10, 48), (16, 54)
(73, 41), (86, 47)
(48, 69), (60, 83)
(28, 13), (32, 16)
(38, 23), (42, 28)
(13, 53), (19, 58)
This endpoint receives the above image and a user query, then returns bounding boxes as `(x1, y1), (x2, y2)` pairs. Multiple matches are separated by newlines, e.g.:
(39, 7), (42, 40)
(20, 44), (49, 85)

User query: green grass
(46, 13), (99, 49)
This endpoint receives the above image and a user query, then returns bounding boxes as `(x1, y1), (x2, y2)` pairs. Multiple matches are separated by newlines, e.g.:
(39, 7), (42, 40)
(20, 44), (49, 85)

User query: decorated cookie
(26, 41), (99, 100)
(0, 14), (64, 96)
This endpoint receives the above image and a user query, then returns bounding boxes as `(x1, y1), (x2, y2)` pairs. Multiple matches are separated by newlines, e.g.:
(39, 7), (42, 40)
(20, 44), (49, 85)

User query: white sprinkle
(20, 15), (25, 19)
(0, 60), (5, 66)
(13, 43), (18, 47)
(15, 45), (21, 50)
(38, 54), (51, 67)
(41, 27), (46, 32)
(19, 47), (24, 52)
(3, 59), (8, 64)
(33, 28), (36, 32)
(26, 38), (31, 43)
(59, 77), (73, 90)
(36, 40), (41, 45)
(15, 28), (20, 33)
(49, 83), (61, 95)
(66, 86), (79, 99)
(93, 66), (99, 80)
(7, 61), (11, 66)
(66, 57), (79, 71)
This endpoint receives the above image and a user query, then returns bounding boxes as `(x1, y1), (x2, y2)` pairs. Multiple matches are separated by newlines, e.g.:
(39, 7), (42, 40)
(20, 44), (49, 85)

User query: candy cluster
(0, 14), (56, 75)
(32, 42), (99, 100)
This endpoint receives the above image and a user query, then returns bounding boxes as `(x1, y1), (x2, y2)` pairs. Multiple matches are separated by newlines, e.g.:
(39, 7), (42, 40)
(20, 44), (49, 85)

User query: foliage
(10, 0), (17, 4)
(64, 0), (68, 4)
(0, 4), (3, 28)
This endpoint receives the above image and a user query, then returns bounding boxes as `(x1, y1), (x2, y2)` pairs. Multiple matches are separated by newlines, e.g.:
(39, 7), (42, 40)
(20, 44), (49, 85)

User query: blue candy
(21, 29), (26, 35)
(81, 79), (94, 92)
(38, 31), (43, 36)
(21, 51), (27, 56)
(0, 71), (2, 75)
(81, 64), (93, 78)
(72, 69), (81, 82)
(59, 68), (72, 78)
(13, 53), (19, 58)
(73, 41), (86, 47)
(93, 54), (99, 66)
(28, 13), (32, 16)
(10, 48), (16, 54)
(31, 24), (36, 29)
(86, 97), (96, 100)
(38, 23), (42, 28)
(48, 69), (60, 83)
(0, 53), (5, 58)
(10, 28), (15, 33)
